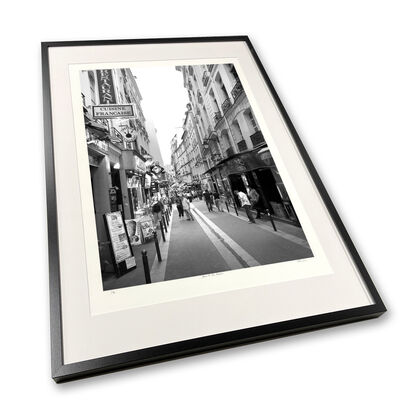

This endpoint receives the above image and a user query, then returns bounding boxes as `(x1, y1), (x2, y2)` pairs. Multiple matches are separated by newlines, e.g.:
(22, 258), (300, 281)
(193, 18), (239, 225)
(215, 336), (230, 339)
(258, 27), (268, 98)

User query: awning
(203, 144), (269, 176)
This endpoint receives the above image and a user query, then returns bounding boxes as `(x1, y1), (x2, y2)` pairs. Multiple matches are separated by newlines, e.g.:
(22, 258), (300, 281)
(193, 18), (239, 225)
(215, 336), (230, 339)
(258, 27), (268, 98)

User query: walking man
(234, 190), (255, 223)
(182, 195), (195, 221)
(151, 196), (164, 227)
(247, 186), (263, 219)
(203, 189), (214, 212)
(176, 194), (184, 219)
(213, 190), (223, 212)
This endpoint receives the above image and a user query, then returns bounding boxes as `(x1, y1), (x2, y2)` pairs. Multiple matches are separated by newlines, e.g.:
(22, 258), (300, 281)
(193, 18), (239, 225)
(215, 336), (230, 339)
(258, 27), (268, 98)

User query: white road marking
(192, 206), (261, 268)
(192, 208), (244, 270)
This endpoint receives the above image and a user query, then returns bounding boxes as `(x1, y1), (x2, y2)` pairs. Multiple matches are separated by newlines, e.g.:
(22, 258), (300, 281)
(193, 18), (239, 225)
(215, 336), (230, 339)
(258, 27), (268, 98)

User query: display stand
(104, 211), (136, 277)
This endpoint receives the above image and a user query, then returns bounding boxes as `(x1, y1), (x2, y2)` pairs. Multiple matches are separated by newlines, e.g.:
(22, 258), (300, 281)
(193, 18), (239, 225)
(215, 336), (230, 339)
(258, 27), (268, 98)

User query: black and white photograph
(3, 0), (400, 409)
(80, 63), (314, 291)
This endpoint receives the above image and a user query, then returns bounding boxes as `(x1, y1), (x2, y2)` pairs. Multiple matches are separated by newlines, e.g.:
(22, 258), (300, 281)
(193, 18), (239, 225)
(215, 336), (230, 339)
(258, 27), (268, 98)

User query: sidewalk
(192, 200), (313, 266)
(102, 225), (161, 291)
(164, 206), (231, 280)
(102, 200), (314, 290)
(224, 200), (307, 240)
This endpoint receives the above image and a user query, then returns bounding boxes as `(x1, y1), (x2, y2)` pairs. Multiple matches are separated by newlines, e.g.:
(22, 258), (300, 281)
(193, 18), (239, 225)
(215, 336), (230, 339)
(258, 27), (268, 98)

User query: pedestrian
(213, 190), (223, 212)
(151, 196), (163, 227)
(176, 195), (184, 218)
(203, 189), (214, 212)
(234, 190), (255, 223)
(182, 195), (194, 221)
(247, 186), (263, 219)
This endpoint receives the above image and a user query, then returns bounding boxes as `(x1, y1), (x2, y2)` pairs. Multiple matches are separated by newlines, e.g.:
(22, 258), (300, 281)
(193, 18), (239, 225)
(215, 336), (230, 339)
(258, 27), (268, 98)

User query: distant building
(145, 119), (164, 166)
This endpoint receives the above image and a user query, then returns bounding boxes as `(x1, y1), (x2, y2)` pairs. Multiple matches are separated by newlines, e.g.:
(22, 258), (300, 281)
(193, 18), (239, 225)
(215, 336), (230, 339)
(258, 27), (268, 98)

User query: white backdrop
(1, 1), (400, 414)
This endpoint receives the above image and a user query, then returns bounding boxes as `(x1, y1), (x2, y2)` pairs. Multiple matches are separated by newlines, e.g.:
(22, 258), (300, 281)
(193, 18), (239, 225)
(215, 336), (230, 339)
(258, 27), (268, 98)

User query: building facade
(80, 67), (164, 271)
(176, 64), (298, 224)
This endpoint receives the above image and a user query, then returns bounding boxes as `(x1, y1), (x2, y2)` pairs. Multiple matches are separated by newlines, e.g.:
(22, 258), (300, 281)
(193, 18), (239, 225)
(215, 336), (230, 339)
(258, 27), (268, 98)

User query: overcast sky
(131, 65), (188, 165)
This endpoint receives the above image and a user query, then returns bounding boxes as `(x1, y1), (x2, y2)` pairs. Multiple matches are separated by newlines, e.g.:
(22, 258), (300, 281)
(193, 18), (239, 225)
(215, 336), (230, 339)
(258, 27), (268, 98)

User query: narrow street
(103, 199), (313, 290)
(82, 64), (315, 292)
(163, 199), (312, 281)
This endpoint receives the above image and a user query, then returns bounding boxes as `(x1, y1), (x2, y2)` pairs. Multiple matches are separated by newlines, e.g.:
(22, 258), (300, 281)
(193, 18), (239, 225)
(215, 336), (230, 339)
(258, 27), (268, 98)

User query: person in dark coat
(203, 189), (214, 212)
(176, 195), (184, 218)
(247, 187), (263, 219)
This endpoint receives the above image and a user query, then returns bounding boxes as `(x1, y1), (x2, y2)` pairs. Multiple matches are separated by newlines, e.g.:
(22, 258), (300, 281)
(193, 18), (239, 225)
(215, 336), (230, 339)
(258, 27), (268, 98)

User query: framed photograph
(42, 36), (386, 383)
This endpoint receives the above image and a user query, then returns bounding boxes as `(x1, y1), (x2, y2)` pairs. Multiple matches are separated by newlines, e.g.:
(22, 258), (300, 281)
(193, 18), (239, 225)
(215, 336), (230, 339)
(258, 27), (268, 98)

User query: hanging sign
(96, 69), (117, 104)
(93, 104), (134, 119)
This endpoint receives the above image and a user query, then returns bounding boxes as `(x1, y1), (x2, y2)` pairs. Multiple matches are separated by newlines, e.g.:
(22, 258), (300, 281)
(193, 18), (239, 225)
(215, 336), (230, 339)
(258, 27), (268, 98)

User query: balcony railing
(213, 111), (223, 125)
(250, 130), (265, 147)
(231, 80), (244, 101)
(221, 97), (232, 114)
(202, 71), (209, 87)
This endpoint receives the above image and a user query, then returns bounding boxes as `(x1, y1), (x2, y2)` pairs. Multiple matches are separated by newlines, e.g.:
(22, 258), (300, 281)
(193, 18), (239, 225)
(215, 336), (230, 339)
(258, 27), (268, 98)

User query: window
(221, 130), (233, 154)
(215, 72), (229, 102)
(245, 109), (258, 133)
(237, 140), (247, 152)
(232, 119), (245, 142)
(228, 64), (239, 81)
(88, 71), (96, 104)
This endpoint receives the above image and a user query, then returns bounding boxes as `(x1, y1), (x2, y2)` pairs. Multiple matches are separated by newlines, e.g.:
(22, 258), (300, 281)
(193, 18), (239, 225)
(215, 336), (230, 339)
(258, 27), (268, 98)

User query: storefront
(125, 154), (147, 217)
(204, 145), (299, 225)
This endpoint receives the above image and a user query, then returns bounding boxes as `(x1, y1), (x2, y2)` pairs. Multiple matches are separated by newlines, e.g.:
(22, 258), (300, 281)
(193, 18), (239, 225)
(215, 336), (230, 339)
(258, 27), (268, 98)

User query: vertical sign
(104, 212), (136, 273)
(105, 212), (132, 263)
(96, 69), (116, 104)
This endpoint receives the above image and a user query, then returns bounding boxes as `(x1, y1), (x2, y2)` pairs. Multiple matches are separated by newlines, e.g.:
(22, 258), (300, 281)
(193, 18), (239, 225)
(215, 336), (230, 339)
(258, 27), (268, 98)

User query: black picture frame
(42, 36), (386, 383)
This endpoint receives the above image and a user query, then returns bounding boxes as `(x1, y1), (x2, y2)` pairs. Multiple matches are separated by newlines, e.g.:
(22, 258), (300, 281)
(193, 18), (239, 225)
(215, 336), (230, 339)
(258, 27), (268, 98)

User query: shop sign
(105, 211), (133, 263)
(96, 69), (116, 104)
(134, 155), (146, 173)
(87, 138), (109, 154)
(225, 157), (248, 174)
(125, 219), (142, 246)
(139, 218), (155, 242)
(221, 152), (267, 175)
(93, 104), (134, 119)
(127, 175), (140, 189)
(109, 188), (118, 212)
(144, 173), (152, 189)
(88, 154), (100, 167)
